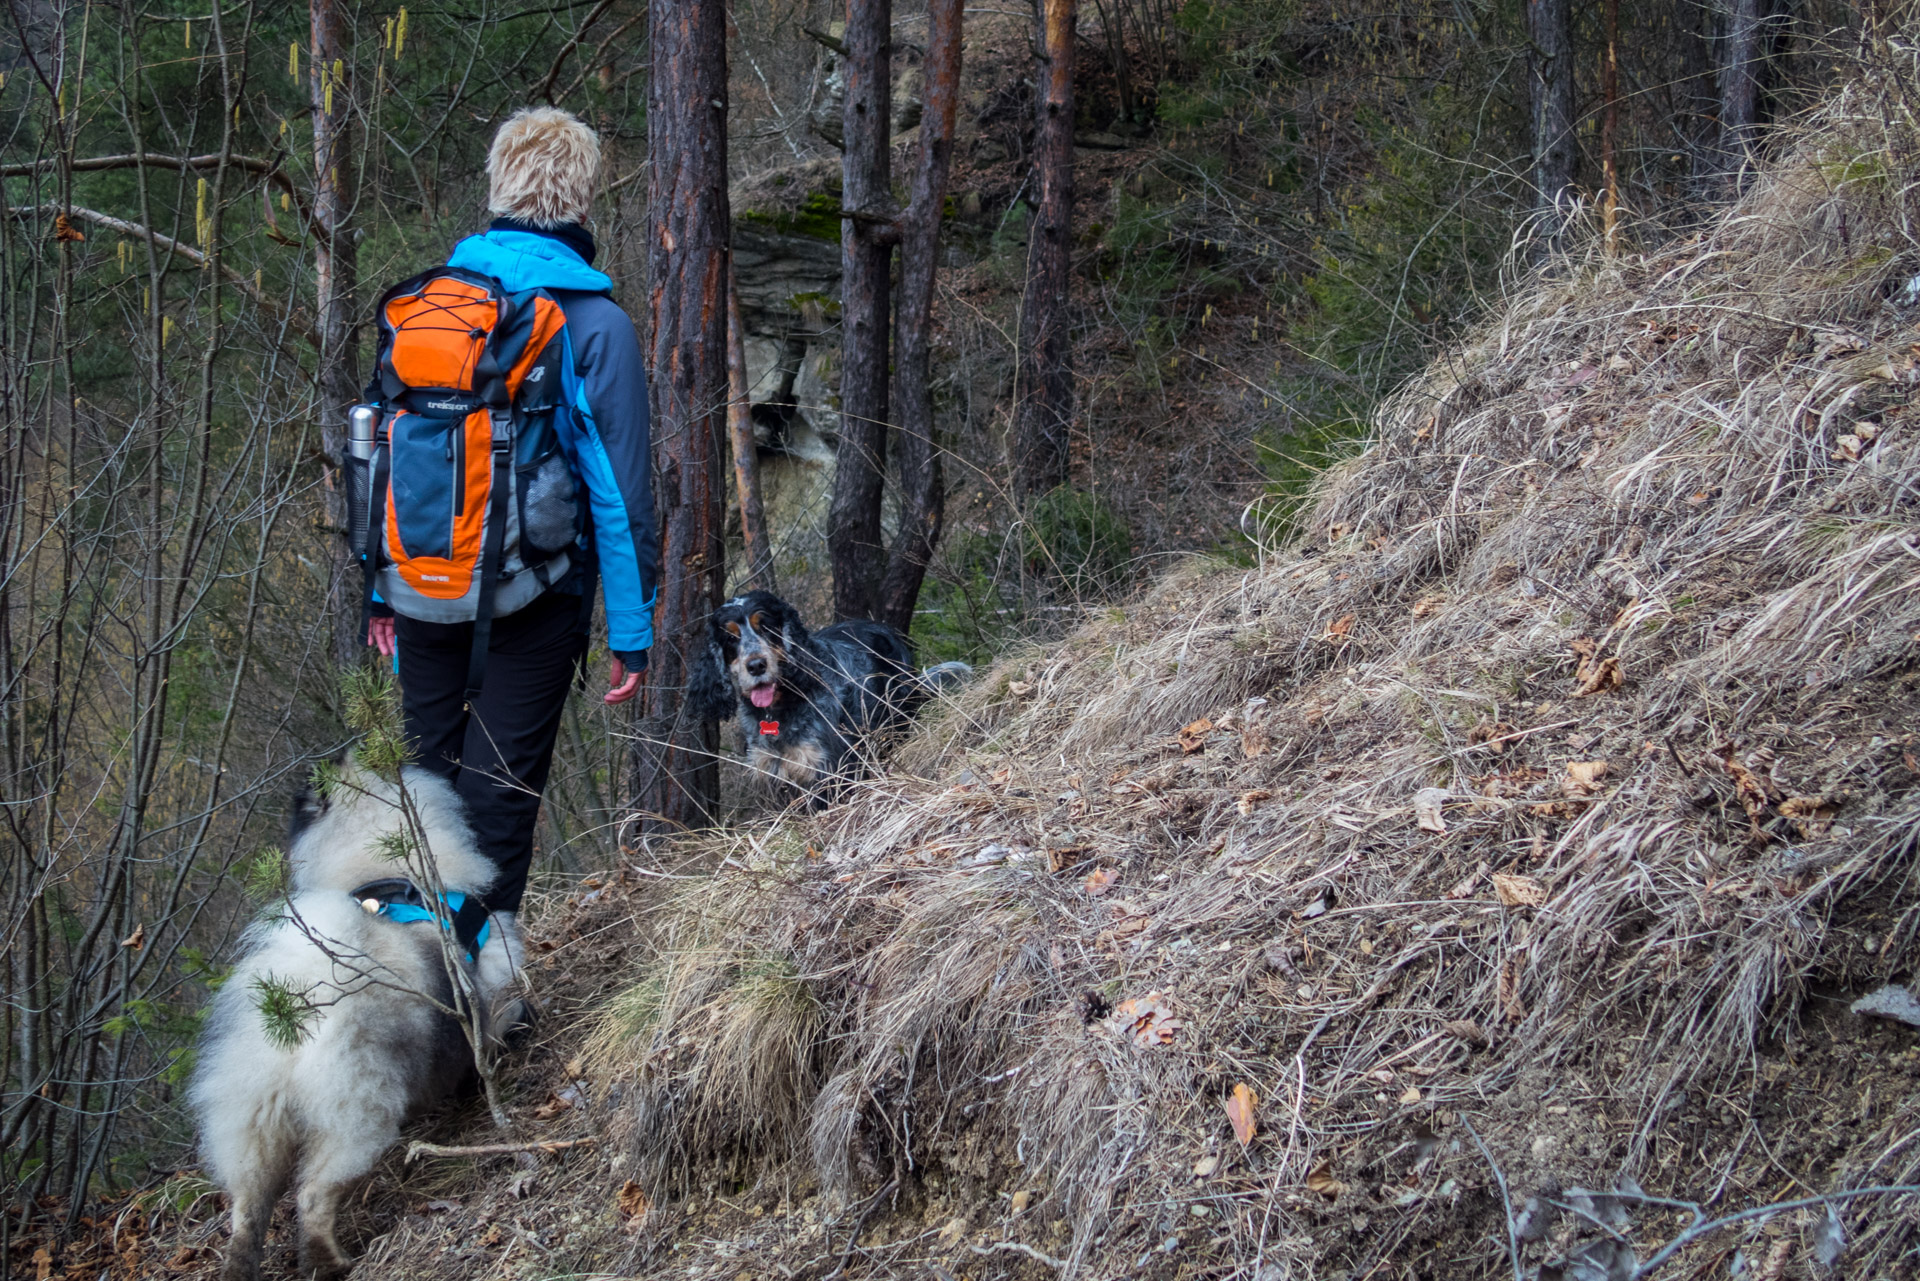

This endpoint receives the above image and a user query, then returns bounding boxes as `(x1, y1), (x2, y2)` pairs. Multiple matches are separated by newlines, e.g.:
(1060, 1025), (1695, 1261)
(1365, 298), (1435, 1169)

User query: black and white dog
(691, 590), (968, 798)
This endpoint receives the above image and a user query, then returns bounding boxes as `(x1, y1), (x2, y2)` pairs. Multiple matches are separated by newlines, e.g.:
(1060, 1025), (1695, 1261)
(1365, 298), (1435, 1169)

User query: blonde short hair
(486, 107), (601, 227)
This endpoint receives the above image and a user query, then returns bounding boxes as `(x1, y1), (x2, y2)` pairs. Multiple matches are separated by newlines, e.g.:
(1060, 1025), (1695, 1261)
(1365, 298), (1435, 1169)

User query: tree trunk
(1600, 0), (1619, 253)
(1525, 0), (1576, 233)
(727, 273), (773, 592)
(633, 0), (728, 833)
(878, 0), (962, 635)
(1719, 0), (1762, 184)
(1012, 0), (1077, 499)
(829, 0), (894, 622)
(1682, 0), (1720, 204)
(311, 0), (360, 666)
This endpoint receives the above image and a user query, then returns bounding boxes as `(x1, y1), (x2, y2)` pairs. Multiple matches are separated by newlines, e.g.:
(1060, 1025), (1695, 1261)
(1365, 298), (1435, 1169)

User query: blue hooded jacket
(445, 227), (658, 660)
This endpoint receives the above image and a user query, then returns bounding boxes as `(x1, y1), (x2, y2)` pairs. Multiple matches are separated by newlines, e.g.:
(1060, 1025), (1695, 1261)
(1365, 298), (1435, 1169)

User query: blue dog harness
(349, 878), (492, 963)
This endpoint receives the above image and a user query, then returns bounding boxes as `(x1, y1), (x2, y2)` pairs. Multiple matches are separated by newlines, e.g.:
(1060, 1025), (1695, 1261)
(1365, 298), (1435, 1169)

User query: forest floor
(50, 40), (1920, 1281)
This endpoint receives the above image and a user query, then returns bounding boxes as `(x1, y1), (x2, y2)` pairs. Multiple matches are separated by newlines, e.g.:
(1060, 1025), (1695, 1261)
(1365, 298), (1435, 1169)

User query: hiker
(355, 106), (656, 1020)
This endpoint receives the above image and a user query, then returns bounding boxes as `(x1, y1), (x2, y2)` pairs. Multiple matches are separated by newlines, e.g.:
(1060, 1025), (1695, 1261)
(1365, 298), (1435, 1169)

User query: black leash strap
(465, 409), (513, 701)
(362, 434), (390, 624)
(447, 894), (492, 962)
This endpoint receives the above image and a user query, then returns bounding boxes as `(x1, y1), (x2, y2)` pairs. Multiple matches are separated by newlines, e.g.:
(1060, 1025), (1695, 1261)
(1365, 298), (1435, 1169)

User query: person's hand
(604, 657), (643, 705)
(368, 615), (396, 657)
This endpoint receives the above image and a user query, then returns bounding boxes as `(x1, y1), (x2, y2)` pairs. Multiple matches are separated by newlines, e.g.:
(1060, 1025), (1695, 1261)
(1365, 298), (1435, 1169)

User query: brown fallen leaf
(617, 1179), (648, 1221)
(1574, 656), (1622, 696)
(1411, 594), (1445, 619)
(1224, 1082), (1259, 1146)
(1007, 680), (1035, 697)
(1444, 1019), (1489, 1047)
(53, 214), (85, 242)
(1398, 1085), (1423, 1105)
(1107, 992), (1181, 1046)
(1468, 719), (1517, 752)
(1756, 1236), (1795, 1281)
(1305, 1160), (1344, 1198)
(1083, 866), (1119, 896)
(1413, 787), (1450, 834)
(1322, 613), (1357, 642)
(1237, 789), (1272, 816)
(1177, 718), (1214, 754)
(1491, 873), (1546, 908)
(1445, 861), (1488, 899)
(1563, 760), (1608, 797)
(1569, 637), (1624, 696)
(530, 1092), (574, 1121)
(1777, 794), (1836, 839)
(1832, 434), (1864, 462)
(1498, 956), (1527, 1022)
(1718, 749), (1777, 816)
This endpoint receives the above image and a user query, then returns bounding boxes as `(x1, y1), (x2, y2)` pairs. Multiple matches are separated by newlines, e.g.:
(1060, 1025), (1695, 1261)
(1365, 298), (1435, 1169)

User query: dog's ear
(688, 635), (737, 722)
(287, 750), (347, 845)
(777, 599), (811, 652)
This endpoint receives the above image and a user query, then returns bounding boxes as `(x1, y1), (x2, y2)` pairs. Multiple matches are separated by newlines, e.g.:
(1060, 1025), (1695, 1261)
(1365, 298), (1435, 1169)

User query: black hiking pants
(395, 588), (589, 913)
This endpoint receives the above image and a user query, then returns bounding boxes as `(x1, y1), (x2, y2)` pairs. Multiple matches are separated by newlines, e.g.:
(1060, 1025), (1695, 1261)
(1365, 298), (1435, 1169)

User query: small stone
(1853, 985), (1920, 1027)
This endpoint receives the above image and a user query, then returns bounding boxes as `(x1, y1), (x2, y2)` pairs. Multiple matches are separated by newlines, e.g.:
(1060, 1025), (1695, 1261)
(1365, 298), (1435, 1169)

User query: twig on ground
(1460, 1114), (1523, 1281)
(403, 1138), (596, 1163)
(822, 1177), (899, 1281)
(1628, 1185), (1920, 1278)
(970, 1240), (1068, 1269)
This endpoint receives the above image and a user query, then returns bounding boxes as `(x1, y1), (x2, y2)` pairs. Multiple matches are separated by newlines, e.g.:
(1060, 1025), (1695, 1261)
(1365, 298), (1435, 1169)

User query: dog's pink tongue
(749, 685), (777, 709)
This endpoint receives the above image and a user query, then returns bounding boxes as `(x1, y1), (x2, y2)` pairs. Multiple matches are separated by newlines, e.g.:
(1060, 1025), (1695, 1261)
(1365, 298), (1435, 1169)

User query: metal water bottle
(346, 404), (380, 559)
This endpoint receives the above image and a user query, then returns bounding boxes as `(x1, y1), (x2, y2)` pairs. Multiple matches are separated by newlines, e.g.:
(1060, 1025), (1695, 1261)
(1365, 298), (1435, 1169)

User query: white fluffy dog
(191, 762), (510, 1281)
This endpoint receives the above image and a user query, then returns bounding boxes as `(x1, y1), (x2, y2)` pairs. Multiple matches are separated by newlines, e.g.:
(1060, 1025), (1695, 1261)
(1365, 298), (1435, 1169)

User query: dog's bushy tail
(918, 661), (972, 693)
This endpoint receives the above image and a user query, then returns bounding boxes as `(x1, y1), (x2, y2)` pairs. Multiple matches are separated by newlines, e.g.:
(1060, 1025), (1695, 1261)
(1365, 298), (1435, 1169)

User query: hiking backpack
(347, 266), (585, 693)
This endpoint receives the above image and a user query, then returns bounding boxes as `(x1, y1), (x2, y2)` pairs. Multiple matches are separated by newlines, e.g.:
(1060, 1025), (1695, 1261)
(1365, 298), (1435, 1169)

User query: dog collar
(349, 878), (492, 963)
(758, 720), (780, 736)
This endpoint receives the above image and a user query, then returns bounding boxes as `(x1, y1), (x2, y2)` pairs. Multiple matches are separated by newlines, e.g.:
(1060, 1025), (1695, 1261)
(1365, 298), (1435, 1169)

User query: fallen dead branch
(402, 1138), (596, 1163)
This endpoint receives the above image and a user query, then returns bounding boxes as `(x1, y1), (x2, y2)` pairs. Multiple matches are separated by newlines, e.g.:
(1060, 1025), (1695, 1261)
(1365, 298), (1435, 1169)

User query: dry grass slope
(586, 54), (1920, 1281)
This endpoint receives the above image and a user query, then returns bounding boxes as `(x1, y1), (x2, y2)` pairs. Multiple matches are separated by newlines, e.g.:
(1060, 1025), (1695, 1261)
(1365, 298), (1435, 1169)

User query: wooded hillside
(4, 1), (1915, 1277)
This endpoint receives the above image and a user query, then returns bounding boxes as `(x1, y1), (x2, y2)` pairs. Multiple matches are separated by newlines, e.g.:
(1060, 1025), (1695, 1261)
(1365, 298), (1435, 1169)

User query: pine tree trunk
(1012, 0), (1076, 500)
(1600, 0), (1619, 252)
(878, 0), (962, 636)
(310, 0), (360, 666)
(1682, 0), (1721, 204)
(1720, 0), (1762, 184)
(1525, 0), (1576, 232)
(829, 0), (894, 622)
(633, 0), (728, 833)
(728, 273), (773, 592)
